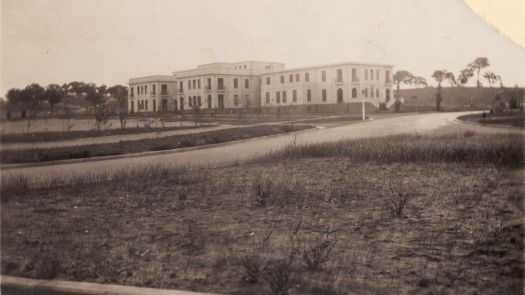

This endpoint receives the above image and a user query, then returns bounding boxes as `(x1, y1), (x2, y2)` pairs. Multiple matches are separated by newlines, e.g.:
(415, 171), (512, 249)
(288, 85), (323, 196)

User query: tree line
(393, 56), (502, 111)
(5, 82), (128, 131)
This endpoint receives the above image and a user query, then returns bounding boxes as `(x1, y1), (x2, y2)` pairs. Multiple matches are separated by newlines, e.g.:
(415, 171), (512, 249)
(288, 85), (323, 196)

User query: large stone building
(128, 61), (394, 113)
(260, 62), (393, 112)
(128, 61), (283, 113)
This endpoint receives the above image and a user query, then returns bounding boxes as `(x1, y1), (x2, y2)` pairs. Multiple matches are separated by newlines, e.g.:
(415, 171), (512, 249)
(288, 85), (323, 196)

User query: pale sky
(1, 0), (525, 97)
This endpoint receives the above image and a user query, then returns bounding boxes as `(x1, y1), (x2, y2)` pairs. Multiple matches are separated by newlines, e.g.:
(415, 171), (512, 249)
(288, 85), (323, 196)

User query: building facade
(260, 62), (393, 111)
(128, 61), (394, 113)
(172, 61), (284, 112)
(128, 75), (177, 113)
(128, 61), (284, 113)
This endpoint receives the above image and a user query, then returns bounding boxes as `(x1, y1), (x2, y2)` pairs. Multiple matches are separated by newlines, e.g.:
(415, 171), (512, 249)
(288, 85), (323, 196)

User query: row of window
(130, 84), (169, 97)
(180, 77), (250, 91)
(264, 87), (388, 104)
(266, 69), (391, 85)
(182, 94), (250, 107)
(133, 92), (253, 112)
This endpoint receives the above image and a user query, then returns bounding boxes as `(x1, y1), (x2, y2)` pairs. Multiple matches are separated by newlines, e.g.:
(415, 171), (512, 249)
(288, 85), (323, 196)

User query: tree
(68, 81), (87, 96)
(60, 83), (75, 132)
(432, 70), (446, 111)
(85, 84), (111, 130)
(457, 67), (474, 87)
(392, 70), (414, 112)
(108, 85), (128, 129)
(6, 88), (22, 119)
(495, 75), (503, 88)
(85, 84), (106, 107)
(43, 84), (63, 114)
(413, 76), (427, 88)
(444, 72), (457, 87)
(470, 57), (490, 87)
(6, 88), (21, 106)
(483, 71), (498, 88)
(19, 84), (45, 132)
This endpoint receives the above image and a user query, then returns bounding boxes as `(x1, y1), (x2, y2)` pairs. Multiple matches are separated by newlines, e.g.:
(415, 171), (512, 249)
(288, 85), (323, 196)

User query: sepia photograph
(1, 0), (524, 294)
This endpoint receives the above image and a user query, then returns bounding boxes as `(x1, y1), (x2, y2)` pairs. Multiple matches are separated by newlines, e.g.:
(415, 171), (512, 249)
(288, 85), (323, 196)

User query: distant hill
(398, 87), (524, 111)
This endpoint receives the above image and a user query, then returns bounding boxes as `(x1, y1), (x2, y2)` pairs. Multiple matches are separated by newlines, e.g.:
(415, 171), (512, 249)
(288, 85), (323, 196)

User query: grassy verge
(1, 132), (523, 294)
(294, 115), (362, 124)
(0, 124), (313, 164)
(458, 112), (525, 128)
(0, 125), (216, 143)
(255, 132), (524, 168)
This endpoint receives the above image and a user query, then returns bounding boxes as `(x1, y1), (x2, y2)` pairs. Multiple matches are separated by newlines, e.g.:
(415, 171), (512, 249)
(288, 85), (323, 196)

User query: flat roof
(129, 75), (177, 83)
(263, 61), (394, 75)
(197, 60), (284, 66)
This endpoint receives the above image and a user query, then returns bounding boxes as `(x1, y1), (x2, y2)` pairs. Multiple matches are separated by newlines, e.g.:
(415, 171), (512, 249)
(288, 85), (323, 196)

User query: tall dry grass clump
(260, 133), (524, 167)
(0, 163), (201, 202)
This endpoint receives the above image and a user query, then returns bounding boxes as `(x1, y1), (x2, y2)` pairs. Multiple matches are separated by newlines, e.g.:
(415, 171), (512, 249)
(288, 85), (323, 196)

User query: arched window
(352, 88), (357, 98)
(386, 89), (391, 102)
(376, 89), (380, 98)
(233, 95), (239, 106)
(364, 88), (368, 98)
(370, 87), (374, 98)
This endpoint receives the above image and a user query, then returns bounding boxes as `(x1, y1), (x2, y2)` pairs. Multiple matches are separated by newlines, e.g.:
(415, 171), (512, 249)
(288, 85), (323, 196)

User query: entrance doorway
(161, 99), (168, 112)
(337, 88), (343, 103)
(386, 89), (391, 102)
(218, 95), (224, 109)
(207, 95), (212, 109)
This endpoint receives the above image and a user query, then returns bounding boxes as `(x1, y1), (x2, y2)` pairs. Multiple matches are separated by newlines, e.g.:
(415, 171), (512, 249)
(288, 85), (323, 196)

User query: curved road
(1, 112), (520, 183)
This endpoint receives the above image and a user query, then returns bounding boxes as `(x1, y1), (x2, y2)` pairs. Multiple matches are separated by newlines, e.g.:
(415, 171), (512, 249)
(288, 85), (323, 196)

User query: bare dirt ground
(1, 158), (523, 294)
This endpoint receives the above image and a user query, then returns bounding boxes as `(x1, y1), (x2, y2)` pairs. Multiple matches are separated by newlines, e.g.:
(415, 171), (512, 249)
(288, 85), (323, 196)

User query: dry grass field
(1, 133), (523, 294)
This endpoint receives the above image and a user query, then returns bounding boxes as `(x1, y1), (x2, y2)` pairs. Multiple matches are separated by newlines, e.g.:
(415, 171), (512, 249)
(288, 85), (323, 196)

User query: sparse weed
(240, 231), (273, 283)
(253, 177), (275, 207)
(34, 243), (61, 279)
(389, 191), (409, 217)
(264, 234), (298, 295)
(387, 180), (409, 217)
(301, 223), (339, 270)
(264, 258), (296, 295)
(302, 240), (337, 270)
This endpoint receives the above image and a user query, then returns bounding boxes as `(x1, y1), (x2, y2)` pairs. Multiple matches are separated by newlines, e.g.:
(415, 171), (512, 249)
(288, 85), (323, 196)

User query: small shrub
(240, 231), (272, 283)
(302, 240), (337, 270)
(389, 191), (409, 217)
(253, 178), (274, 207)
(241, 251), (269, 283)
(264, 259), (296, 295)
(35, 243), (61, 279)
